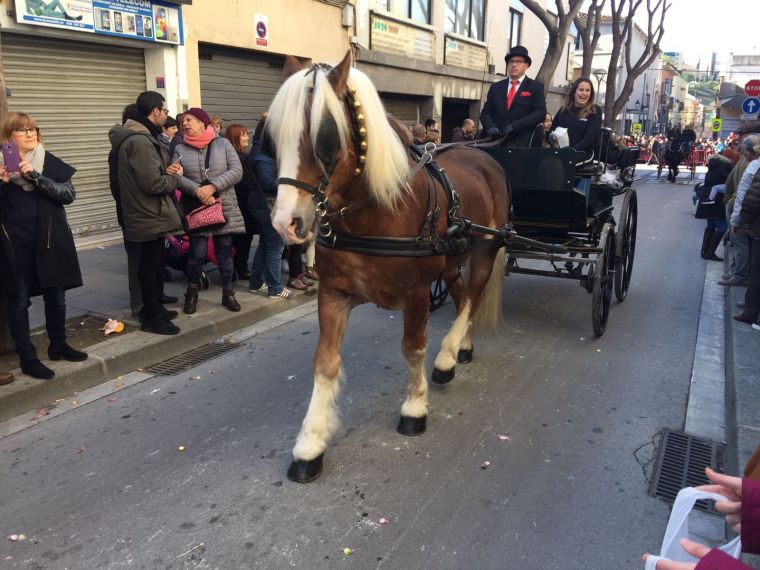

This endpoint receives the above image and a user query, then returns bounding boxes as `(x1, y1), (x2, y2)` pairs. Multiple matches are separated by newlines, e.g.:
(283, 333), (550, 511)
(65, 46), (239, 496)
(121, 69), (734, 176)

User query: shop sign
(370, 14), (434, 62)
(444, 37), (487, 70)
(15, 0), (184, 45)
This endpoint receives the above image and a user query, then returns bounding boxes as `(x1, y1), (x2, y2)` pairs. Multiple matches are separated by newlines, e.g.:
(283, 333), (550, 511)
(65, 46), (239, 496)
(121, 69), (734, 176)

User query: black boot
(139, 306), (178, 323)
(183, 285), (199, 314)
(158, 292), (178, 304)
(704, 230), (725, 262)
(700, 228), (712, 259)
(222, 290), (241, 312)
(21, 359), (55, 380)
(48, 342), (88, 362)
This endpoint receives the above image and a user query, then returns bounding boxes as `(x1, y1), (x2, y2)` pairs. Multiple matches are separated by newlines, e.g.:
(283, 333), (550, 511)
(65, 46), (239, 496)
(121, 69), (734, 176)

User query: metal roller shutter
(380, 94), (421, 127)
(199, 45), (284, 132)
(3, 34), (146, 238)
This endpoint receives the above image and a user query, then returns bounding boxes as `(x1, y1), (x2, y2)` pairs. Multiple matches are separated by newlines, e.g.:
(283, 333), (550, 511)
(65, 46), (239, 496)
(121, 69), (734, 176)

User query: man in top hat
(479, 45), (547, 147)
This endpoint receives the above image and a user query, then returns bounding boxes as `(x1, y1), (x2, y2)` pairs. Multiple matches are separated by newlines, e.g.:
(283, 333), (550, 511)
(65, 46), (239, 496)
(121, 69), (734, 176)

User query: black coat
(479, 76), (547, 147)
(740, 169), (760, 237)
(0, 152), (83, 297)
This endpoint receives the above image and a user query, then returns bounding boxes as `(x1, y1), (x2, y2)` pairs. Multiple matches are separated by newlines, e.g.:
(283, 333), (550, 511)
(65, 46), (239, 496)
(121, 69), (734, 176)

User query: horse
(266, 52), (511, 482)
(663, 138), (690, 182)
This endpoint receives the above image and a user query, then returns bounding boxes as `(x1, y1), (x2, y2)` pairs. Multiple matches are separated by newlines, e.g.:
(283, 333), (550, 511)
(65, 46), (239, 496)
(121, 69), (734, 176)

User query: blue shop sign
(15, 0), (183, 45)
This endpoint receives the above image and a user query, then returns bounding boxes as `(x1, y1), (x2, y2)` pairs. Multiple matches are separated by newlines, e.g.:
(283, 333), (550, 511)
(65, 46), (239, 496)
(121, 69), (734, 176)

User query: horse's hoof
(432, 367), (455, 384)
(457, 347), (473, 364)
(287, 454), (324, 483)
(397, 415), (427, 436)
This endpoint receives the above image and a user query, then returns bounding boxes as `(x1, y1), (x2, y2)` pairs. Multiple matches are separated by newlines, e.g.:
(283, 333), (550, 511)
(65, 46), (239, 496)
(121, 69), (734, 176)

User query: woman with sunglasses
(0, 112), (87, 379)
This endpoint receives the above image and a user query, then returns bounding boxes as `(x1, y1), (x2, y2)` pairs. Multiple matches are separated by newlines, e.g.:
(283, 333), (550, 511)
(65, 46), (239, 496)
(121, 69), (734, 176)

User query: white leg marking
(293, 369), (343, 461)
(401, 348), (428, 418)
(434, 299), (472, 371)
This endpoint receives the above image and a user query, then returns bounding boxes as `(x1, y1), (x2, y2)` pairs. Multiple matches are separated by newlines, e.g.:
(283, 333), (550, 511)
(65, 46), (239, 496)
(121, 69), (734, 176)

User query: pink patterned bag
(186, 200), (226, 233)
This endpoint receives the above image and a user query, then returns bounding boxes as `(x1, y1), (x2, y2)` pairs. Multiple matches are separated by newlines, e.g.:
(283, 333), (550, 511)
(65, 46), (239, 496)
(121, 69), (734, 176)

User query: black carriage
(430, 129), (639, 337)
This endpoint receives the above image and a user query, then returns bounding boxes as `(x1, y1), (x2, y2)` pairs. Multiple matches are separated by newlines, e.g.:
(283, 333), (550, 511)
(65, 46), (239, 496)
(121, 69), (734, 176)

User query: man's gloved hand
(487, 126), (501, 138)
(502, 124), (515, 137)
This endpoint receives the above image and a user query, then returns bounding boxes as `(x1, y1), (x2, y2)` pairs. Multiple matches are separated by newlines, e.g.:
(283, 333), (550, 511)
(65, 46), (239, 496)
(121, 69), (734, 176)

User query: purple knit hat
(184, 107), (211, 127)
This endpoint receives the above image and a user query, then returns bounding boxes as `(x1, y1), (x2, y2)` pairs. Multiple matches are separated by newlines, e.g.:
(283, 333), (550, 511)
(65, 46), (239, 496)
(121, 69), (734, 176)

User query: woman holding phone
(0, 112), (87, 380)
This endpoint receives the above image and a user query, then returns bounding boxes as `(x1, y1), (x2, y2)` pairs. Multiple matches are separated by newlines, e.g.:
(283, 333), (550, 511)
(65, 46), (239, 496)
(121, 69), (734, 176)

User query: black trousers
(6, 247), (66, 364)
(138, 238), (165, 320)
(743, 237), (760, 322)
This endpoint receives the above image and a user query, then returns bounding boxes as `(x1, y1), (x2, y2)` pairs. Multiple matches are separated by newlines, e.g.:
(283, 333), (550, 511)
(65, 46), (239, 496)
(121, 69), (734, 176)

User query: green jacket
(725, 155), (749, 203)
(108, 119), (183, 242)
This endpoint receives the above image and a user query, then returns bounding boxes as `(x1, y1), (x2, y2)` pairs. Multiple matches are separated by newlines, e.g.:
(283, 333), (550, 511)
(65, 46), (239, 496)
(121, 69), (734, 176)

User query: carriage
(431, 130), (639, 337)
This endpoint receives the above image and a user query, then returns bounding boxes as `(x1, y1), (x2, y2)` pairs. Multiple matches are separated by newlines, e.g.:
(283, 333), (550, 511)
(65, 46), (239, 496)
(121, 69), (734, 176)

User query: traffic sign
(745, 79), (760, 97)
(632, 123), (642, 135)
(743, 97), (760, 115)
(711, 118), (723, 133)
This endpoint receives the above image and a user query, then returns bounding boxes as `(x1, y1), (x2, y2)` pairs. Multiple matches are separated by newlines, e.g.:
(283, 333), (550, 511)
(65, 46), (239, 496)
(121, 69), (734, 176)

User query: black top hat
(505, 45), (532, 66)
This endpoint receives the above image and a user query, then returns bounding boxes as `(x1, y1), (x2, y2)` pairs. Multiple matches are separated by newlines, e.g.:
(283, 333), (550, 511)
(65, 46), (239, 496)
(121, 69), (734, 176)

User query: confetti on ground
(150, 389), (161, 395)
(378, 517), (388, 525)
(70, 400), (78, 406)
(579, 337), (585, 341)
(77, 447), (86, 454)
(107, 398), (116, 404)
(30, 408), (49, 421)
(287, 375), (296, 380)
(208, 369), (218, 375)
(177, 446), (186, 452)
(190, 376), (202, 381)
(497, 434), (511, 441)
(342, 547), (354, 556)
(596, 349), (602, 353)
(481, 460), (491, 470)
(8, 534), (27, 542)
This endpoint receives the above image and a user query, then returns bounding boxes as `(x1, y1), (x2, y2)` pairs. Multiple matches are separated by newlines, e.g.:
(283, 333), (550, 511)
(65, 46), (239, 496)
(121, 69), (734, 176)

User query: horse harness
(277, 63), (512, 257)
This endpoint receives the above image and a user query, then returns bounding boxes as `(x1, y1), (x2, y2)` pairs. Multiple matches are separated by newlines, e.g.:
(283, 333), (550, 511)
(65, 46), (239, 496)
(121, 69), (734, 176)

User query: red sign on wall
(745, 79), (760, 97)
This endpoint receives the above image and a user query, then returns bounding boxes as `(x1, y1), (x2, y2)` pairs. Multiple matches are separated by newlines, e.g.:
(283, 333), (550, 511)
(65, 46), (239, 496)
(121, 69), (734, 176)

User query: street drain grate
(649, 429), (724, 514)
(145, 342), (240, 376)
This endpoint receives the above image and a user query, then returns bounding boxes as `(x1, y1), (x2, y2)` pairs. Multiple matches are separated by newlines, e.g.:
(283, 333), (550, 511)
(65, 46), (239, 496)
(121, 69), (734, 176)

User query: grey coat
(173, 137), (244, 236)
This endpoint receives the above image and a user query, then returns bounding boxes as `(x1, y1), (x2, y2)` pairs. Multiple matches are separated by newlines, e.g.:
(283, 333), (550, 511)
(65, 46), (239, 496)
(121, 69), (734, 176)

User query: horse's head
(265, 51), (410, 244)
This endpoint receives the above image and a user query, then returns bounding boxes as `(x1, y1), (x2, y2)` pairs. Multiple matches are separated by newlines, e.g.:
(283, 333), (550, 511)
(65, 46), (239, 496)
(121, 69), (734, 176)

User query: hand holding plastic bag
(550, 126), (570, 148)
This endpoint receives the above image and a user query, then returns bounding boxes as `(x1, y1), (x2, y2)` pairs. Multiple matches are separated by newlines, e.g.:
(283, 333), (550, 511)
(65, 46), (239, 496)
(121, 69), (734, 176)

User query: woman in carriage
(549, 76), (602, 166)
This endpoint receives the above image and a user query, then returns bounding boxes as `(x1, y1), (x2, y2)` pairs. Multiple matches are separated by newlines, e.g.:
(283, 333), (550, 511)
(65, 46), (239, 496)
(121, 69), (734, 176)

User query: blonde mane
(266, 63), (410, 211)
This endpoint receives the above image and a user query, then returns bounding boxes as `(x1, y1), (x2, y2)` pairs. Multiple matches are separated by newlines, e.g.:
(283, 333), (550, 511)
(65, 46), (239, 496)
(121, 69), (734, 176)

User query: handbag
(186, 200), (226, 232)
(182, 141), (226, 233)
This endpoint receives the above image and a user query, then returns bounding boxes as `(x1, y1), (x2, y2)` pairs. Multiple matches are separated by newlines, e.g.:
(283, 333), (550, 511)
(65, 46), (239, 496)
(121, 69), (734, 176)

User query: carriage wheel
(614, 188), (638, 302)
(592, 223), (615, 337)
(429, 275), (449, 311)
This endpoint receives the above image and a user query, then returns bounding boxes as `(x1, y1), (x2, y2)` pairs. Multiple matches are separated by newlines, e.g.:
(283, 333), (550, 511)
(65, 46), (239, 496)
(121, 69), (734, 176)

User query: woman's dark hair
(164, 115), (178, 128)
(136, 91), (165, 117)
(121, 103), (138, 124)
(564, 77), (596, 119)
(225, 124), (249, 153)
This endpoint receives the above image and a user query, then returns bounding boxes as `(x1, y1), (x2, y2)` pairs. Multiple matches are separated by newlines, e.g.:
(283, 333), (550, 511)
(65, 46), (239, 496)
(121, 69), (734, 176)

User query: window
(508, 9), (522, 48)
(445, 0), (486, 41)
(376, 0), (431, 24)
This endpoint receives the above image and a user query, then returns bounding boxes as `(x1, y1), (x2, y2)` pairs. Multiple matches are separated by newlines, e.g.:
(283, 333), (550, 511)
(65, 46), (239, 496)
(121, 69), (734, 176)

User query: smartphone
(1, 141), (21, 173)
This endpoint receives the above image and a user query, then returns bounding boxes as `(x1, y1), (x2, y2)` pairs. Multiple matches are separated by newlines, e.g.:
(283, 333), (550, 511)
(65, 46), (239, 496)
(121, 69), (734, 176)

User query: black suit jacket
(480, 76), (547, 147)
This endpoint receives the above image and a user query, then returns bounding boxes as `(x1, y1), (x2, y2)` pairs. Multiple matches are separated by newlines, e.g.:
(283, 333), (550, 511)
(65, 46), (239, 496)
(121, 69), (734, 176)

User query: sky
(653, 0), (758, 69)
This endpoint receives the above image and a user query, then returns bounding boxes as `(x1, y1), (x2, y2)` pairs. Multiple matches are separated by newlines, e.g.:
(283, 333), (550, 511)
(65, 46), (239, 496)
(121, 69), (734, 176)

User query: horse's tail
(472, 246), (505, 334)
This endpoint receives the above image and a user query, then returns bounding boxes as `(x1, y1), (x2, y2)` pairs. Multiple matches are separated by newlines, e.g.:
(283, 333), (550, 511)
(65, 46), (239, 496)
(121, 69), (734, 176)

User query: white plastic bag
(645, 487), (742, 569)
(551, 126), (570, 148)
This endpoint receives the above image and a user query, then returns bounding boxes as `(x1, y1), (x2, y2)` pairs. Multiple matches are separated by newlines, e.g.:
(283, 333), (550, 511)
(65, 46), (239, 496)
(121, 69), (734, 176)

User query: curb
(0, 290), (318, 423)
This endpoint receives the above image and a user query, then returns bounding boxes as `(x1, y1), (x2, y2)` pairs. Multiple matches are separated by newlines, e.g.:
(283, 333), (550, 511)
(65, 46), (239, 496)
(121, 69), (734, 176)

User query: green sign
(711, 118), (723, 132)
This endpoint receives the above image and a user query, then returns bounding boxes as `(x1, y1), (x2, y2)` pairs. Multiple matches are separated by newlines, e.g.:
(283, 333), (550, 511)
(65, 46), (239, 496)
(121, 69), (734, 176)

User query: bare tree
(573, 0), (607, 78)
(604, 0), (669, 130)
(519, 0), (584, 87)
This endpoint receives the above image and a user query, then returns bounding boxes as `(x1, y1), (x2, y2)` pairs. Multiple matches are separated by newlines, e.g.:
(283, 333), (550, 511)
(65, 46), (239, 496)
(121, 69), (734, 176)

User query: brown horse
(267, 52), (511, 482)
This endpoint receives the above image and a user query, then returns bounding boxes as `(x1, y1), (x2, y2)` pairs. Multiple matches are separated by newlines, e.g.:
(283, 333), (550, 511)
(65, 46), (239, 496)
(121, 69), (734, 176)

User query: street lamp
(592, 68), (607, 120)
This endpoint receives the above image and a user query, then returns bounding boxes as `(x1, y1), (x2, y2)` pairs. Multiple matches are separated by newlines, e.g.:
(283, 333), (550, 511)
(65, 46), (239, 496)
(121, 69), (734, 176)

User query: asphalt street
(0, 169), (711, 569)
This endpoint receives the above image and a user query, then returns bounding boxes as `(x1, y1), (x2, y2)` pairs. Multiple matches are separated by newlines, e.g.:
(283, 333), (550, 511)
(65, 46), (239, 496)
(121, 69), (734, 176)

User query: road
(0, 168), (709, 569)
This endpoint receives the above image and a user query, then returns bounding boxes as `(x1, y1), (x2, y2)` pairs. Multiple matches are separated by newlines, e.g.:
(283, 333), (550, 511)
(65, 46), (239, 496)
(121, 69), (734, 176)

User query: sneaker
(297, 273), (315, 287)
(753, 323), (760, 331)
(268, 288), (295, 300)
(249, 284), (265, 293)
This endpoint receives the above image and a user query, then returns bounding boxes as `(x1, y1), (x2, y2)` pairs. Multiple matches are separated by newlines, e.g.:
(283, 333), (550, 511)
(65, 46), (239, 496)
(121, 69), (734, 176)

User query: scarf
(131, 113), (163, 139)
(0, 143), (45, 192)
(183, 126), (216, 149)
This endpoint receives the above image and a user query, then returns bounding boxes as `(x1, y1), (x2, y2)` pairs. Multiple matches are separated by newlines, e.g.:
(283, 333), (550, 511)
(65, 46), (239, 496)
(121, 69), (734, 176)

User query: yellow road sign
(711, 118), (723, 132)
(632, 123), (642, 135)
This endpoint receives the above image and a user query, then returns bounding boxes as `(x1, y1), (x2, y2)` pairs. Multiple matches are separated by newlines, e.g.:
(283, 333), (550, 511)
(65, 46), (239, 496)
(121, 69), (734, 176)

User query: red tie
(507, 80), (519, 110)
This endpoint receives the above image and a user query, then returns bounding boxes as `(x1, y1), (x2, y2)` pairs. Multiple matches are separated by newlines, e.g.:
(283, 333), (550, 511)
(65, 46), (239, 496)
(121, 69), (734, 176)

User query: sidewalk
(0, 239), (317, 422)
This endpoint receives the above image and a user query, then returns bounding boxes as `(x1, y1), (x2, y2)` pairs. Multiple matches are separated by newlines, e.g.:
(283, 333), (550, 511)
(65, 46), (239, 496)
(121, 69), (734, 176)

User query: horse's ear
(327, 51), (352, 94)
(282, 55), (302, 79)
